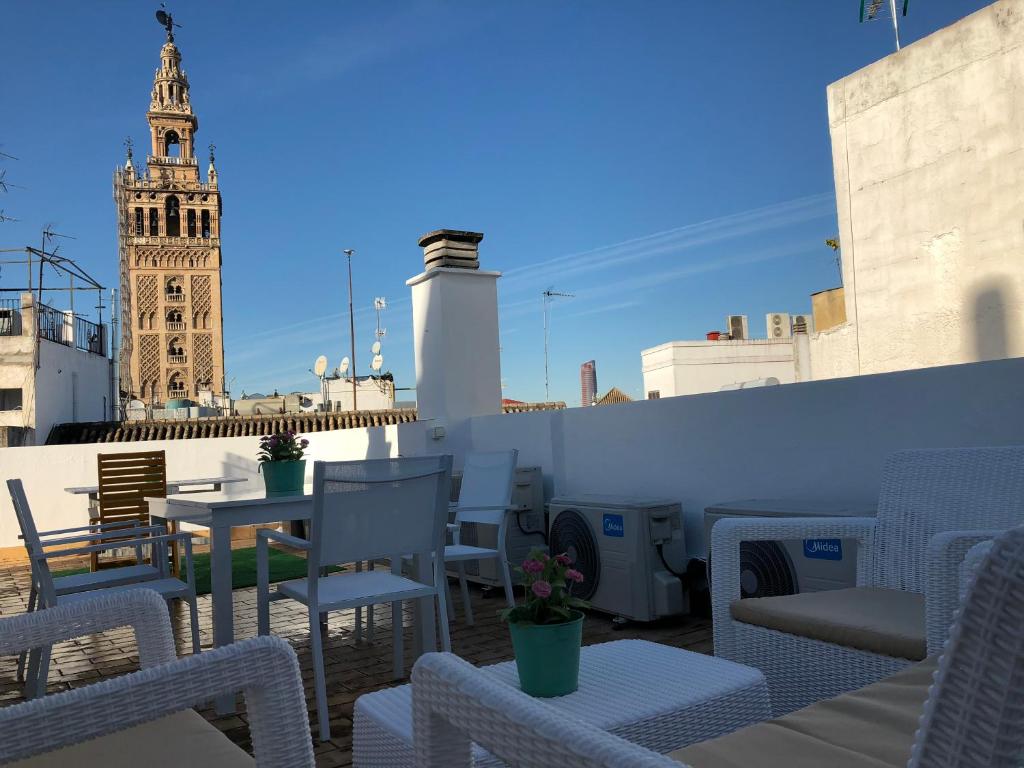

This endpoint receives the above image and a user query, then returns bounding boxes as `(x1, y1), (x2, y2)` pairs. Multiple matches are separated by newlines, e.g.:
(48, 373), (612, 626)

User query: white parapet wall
(0, 423), (424, 549)
(470, 356), (1024, 562)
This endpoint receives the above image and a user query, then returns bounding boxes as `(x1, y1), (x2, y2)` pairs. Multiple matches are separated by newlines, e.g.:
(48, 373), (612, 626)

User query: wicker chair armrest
(411, 652), (681, 768)
(925, 529), (1003, 654)
(959, 540), (994, 599)
(709, 516), (876, 659)
(35, 525), (167, 548)
(0, 630), (314, 766)
(0, 590), (176, 668)
(256, 527), (311, 550)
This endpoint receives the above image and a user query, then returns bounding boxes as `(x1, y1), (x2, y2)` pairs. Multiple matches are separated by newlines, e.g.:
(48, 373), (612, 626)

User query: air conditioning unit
(449, 466), (547, 587)
(726, 314), (748, 340)
(548, 495), (686, 622)
(791, 314), (814, 335)
(766, 312), (791, 339)
(704, 500), (875, 598)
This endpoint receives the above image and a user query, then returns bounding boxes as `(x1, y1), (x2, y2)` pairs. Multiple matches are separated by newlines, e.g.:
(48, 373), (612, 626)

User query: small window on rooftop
(0, 388), (23, 411)
(647, 390), (661, 400)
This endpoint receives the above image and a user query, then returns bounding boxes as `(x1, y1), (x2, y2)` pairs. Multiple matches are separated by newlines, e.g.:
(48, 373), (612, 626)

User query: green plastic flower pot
(508, 610), (584, 697)
(259, 459), (306, 496)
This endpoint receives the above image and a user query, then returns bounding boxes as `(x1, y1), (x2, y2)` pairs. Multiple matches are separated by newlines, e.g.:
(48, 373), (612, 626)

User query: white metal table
(148, 488), (439, 714)
(353, 639), (770, 767)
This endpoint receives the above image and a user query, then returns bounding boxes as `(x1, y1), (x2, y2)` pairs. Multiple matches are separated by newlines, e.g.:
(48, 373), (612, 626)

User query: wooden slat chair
(94, 451), (174, 573)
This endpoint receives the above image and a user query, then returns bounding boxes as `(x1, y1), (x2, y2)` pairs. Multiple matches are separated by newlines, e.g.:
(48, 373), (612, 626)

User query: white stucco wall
(0, 334), (110, 445)
(470, 356), (1024, 566)
(641, 339), (796, 397)
(0, 422), (424, 548)
(824, 0), (1024, 376)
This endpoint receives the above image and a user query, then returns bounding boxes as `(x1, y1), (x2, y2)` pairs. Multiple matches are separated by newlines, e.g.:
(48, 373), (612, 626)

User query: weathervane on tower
(155, 5), (181, 43)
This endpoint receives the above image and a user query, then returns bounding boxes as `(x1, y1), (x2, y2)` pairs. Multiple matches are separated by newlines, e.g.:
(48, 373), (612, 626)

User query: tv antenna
(542, 288), (574, 401)
(0, 169), (27, 194)
(155, 5), (182, 42)
(0, 210), (18, 223)
(860, 0), (909, 52)
(373, 296), (387, 342)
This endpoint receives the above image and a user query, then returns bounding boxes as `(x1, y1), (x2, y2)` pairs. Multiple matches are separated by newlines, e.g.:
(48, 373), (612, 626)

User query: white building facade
(0, 293), (112, 446)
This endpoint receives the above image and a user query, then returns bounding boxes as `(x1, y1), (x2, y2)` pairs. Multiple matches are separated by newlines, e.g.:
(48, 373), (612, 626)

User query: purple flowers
(531, 580), (552, 599)
(522, 558), (544, 574)
(500, 548), (590, 627)
(257, 430), (309, 465)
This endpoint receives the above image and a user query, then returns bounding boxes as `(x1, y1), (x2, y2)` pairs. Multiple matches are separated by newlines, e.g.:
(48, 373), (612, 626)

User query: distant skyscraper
(580, 360), (597, 406)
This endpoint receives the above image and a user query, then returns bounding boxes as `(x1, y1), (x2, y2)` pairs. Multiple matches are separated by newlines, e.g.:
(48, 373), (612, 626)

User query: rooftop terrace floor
(0, 561), (712, 767)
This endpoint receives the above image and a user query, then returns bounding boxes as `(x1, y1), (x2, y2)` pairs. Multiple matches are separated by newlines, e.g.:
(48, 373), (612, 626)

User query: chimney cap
(417, 229), (484, 248)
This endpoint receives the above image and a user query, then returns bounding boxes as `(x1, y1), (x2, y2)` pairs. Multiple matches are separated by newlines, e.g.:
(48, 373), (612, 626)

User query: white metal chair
(445, 449), (519, 625)
(711, 444), (1024, 715)
(257, 455), (454, 741)
(0, 590), (315, 767)
(409, 524), (1024, 768)
(7, 478), (201, 699)
(11, 479), (166, 683)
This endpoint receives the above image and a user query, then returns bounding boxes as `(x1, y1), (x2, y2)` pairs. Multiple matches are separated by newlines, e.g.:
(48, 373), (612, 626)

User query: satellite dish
(371, 354), (383, 372)
(313, 355), (328, 378)
(340, 357), (350, 375)
(371, 341), (382, 355)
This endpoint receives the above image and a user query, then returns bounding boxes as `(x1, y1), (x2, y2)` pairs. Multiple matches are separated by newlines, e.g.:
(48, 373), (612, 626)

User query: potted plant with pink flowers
(257, 431), (309, 496)
(500, 547), (589, 697)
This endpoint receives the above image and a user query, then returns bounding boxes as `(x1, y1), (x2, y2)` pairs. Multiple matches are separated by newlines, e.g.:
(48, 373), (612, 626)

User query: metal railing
(166, 321), (186, 331)
(166, 293), (185, 303)
(0, 298), (22, 336)
(168, 354), (187, 365)
(34, 303), (106, 356)
(129, 235), (219, 246)
(146, 155), (198, 167)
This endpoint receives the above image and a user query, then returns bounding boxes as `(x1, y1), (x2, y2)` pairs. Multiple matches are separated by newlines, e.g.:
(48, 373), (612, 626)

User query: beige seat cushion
(672, 658), (936, 767)
(12, 709), (253, 767)
(729, 586), (926, 660)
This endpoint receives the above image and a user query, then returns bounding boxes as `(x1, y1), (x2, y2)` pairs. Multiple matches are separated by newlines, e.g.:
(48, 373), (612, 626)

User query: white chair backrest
(872, 446), (1024, 592)
(309, 456), (452, 570)
(909, 524), (1024, 768)
(7, 479), (56, 606)
(454, 450), (518, 526)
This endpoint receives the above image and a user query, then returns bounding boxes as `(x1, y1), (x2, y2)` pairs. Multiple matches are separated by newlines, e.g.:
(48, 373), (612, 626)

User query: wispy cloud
(562, 300), (642, 320)
(499, 192), (834, 295)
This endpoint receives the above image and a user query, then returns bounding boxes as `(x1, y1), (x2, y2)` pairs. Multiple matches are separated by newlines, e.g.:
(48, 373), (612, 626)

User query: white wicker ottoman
(353, 639), (769, 767)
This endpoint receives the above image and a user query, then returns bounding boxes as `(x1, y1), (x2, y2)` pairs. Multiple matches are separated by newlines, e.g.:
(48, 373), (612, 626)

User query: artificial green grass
(52, 546), (330, 597)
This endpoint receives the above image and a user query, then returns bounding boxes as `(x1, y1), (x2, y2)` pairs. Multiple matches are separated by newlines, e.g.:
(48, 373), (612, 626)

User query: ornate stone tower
(113, 23), (225, 406)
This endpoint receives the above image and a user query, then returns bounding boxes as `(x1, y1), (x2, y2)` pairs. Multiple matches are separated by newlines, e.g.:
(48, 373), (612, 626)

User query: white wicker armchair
(409, 524), (1024, 768)
(711, 445), (1024, 714)
(0, 590), (315, 767)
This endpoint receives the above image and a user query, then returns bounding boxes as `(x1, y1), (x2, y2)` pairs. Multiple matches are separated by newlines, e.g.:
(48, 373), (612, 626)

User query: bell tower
(114, 14), (226, 408)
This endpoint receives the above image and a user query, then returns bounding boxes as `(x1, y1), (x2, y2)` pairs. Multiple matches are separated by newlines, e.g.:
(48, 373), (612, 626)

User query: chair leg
(187, 595), (201, 655)
(17, 584), (37, 682)
(436, 591), (452, 653)
(366, 561), (376, 643)
(354, 561), (363, 644)
(308, 607), (331, 742)
(499, 553), (516, 608)
(392, 600), (403, 680)
(27, 643), (51, 699)
(444, 575), (455, 622)
(457, 562), (473, 626)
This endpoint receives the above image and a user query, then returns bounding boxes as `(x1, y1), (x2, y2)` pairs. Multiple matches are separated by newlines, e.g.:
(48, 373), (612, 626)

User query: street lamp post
(343, 248), (358, 411)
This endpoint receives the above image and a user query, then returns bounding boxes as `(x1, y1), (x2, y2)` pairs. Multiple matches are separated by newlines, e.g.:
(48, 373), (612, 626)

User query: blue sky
(1, 1), (990, 405)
